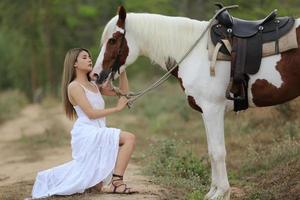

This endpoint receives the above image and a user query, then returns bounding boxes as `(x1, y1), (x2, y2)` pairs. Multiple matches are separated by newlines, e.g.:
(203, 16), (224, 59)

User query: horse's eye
(108, 38), (116, 45)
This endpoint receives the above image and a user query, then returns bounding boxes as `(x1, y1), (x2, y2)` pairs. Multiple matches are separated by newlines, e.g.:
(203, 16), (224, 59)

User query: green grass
(0, 90), (28, 124)
(143, 139), (210, 199)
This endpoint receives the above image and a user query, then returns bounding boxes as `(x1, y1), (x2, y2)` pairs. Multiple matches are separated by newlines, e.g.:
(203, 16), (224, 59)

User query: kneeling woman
(31, 48), (137, 198)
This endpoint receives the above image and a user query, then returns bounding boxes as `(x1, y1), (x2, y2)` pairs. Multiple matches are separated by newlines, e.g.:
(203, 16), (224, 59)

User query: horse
(91, 6), (300, 200)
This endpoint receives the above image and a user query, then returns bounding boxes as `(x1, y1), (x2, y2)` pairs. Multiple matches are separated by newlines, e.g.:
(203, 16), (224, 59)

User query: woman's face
(74, 50), (93, 73)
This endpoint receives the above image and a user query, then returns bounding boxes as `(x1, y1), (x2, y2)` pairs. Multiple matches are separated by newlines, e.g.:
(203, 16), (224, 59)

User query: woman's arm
(100, 70), (129, 96)
(119, 70), (129, 93)
(99, 83), (117, 96)
(68, 82), (128, 119)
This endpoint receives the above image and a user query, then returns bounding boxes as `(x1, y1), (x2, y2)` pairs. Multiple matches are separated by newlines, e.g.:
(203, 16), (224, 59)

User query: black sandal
(108, 174), (138, 194)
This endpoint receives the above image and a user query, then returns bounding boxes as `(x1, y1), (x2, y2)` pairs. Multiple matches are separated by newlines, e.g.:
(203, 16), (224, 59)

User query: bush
(0, 90), (28, 123)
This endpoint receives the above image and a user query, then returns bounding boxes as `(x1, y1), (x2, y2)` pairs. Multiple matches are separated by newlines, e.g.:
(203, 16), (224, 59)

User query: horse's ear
(215, 3), (224, 9)
(117, 6), (126, 28)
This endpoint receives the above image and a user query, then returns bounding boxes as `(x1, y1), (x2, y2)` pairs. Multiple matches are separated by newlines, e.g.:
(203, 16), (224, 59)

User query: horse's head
(91, 6), (139, 85)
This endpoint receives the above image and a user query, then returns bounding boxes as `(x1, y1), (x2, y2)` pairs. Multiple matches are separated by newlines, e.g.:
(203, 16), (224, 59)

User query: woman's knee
(120, 131), (136, 145)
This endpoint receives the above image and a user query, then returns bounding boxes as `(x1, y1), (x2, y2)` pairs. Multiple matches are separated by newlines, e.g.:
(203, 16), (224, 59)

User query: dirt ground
(0, 104), (168, 200)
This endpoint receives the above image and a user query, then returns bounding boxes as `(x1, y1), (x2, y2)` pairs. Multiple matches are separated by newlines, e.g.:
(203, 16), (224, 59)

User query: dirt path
(0, 104), (167, 200)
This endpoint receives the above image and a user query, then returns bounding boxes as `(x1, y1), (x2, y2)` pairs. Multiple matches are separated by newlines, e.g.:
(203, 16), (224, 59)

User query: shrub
(0, 90), (28, 123)
(144, 139), (210, 198)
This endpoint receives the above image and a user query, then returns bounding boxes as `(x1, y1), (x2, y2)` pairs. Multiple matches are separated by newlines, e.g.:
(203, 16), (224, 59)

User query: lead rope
(112, 5), (238, 108)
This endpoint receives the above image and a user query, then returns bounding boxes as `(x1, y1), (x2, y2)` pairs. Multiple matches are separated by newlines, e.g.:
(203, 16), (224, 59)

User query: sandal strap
(112, 183), (126, 193)
(124, 187), (130, 193)
(112, 182), (133, 194)
(112, 173), (123, 180)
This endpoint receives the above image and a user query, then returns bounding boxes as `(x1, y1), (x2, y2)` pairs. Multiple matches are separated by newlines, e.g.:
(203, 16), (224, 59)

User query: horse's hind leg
(201, 101), (230, 200)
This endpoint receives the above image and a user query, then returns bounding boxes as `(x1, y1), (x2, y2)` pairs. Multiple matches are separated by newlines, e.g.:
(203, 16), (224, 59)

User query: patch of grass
(186, 189), (206, 200)
(18, 121), (69, 149)
(13, 119), (70, 161)
(144, 139), (210, 199)
(243, 158), (300, 200)
(41, 95), (61, 109)
(0, 181), (33, 200)
(241, 139), (300, 175)
(0, 90), (28, 124)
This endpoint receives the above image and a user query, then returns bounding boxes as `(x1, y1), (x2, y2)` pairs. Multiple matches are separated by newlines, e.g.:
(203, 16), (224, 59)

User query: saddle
(210, 4), (295, 111)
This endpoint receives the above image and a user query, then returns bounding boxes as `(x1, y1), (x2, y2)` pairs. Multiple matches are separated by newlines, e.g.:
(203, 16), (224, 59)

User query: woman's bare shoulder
(68, 81), (83, 94)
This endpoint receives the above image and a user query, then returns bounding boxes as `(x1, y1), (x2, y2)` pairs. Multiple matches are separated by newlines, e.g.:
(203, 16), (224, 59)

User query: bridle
(96, 30), (126, 85)
(110, 30), (126, 81)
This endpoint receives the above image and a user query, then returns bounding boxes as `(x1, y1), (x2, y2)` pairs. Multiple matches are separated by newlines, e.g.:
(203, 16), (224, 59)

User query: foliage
(0, 90), (28, 124)
(0, 0), (299, 100)
(144, 139), (210, 199)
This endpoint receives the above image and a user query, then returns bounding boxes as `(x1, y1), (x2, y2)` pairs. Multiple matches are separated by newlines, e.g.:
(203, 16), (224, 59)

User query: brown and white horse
(91, 6), (300, 200)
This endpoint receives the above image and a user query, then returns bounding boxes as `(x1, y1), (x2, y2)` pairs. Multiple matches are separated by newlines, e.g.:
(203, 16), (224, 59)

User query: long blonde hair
(61, 48), (91, 120)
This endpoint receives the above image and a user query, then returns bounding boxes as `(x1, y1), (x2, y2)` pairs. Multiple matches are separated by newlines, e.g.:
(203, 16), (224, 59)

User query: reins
(112, 5), (238, 108)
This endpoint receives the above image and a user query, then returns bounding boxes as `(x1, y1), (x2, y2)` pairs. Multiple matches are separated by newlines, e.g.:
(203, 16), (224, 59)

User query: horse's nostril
(93, 73), (99, 79)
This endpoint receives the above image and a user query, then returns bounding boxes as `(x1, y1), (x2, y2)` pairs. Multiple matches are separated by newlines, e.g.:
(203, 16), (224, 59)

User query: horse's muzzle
(97, 69), (111, 85)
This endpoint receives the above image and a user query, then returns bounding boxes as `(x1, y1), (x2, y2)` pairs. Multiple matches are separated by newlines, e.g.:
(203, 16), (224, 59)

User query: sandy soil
(0, 104), (168, 200)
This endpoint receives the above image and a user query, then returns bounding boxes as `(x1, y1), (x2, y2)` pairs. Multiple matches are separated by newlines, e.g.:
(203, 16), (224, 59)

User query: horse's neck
(127, 13), (209, 70)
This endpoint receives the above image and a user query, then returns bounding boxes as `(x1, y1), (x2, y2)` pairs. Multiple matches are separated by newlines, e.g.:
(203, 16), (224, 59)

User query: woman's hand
(101, 80), (113, 91)
(115, 96), (129, 111)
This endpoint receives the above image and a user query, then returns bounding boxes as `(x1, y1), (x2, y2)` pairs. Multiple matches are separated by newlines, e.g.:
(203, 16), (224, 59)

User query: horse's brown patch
(170, 66), (185, 91)
(251, 26), (300, 106)
(102, 31), (129, 70)
(187, 95), (203, 113)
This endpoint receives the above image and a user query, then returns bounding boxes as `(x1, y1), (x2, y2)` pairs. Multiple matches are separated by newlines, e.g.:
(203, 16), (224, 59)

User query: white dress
(31, 82), (120, 199)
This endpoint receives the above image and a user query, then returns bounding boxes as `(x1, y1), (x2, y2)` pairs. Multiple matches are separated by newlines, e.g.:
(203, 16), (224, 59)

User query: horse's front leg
(201, 101), (230, 200)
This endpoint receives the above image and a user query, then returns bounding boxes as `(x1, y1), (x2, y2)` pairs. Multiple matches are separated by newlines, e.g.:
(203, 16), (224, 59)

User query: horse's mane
(101, 13), (209, 68)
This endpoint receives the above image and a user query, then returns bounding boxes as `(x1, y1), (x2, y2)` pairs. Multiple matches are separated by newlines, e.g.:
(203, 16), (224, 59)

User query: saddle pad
(207, 23), (299, 61)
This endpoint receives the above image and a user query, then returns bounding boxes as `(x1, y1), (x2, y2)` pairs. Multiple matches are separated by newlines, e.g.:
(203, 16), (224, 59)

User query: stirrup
(225, 79), (246, 101)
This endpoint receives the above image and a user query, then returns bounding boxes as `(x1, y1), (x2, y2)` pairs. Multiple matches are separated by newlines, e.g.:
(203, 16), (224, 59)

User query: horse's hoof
(208, 188), (231, 200)
(204, 186), (217, 199)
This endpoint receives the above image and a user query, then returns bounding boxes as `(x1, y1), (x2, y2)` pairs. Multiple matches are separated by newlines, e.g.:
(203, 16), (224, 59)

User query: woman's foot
(109, 174), (137, 194)
(94, 182), (103, 192)
(86, 182), (103, 193)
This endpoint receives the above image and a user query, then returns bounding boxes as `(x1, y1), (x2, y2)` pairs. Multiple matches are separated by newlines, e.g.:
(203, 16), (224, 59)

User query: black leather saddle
(210, 4), (295, 111)
(212, 9), (295, 58)
(216, 9), (277, 37)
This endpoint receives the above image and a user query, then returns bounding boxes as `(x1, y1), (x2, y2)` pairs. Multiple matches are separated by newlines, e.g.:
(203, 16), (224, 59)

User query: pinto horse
(91, 6), (300, 200)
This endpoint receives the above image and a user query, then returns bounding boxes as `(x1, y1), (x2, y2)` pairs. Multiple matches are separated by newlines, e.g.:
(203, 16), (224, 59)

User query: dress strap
(91, 81), (101, 93)
(74, 81), (100, 94)
(74, 81), (88, 91)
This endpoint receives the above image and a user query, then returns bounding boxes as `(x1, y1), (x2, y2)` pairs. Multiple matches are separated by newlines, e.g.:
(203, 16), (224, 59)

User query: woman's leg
(110, 131), (136, 193)
(114, 131), (136, 175)
(90, 131), (136, 193)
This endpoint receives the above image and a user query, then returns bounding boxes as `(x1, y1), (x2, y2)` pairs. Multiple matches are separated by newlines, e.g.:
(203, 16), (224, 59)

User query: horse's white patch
(248, 54), (283, 106)
(296, 18), (300, 28)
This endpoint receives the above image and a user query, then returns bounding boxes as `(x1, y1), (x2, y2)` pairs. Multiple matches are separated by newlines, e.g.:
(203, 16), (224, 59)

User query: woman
(31, 48), (136, 198)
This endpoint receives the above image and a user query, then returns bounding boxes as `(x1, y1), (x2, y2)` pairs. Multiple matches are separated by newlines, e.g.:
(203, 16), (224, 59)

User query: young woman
(31, 48), (137, 198)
